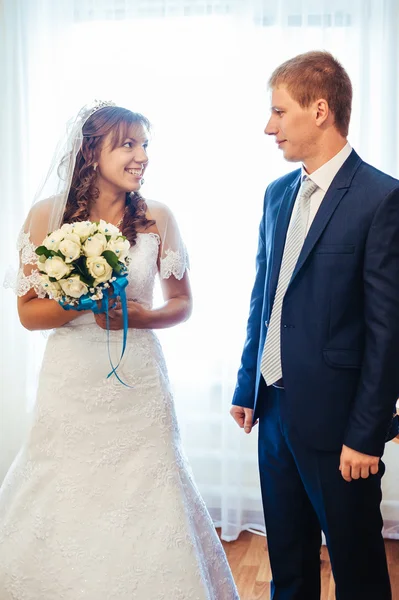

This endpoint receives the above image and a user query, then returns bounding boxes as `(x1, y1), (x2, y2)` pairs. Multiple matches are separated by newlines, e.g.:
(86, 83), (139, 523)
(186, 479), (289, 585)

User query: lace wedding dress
(0, 229), (239, 599)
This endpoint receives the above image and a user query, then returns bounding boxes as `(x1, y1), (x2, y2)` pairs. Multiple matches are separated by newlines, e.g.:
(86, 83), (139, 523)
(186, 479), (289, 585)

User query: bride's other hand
(94, 300), (150, 330)
(95, 271), (192, 331)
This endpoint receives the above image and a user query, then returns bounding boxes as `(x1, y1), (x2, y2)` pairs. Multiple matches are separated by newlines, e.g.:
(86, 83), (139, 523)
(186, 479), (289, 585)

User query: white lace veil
(5, 102), (114, 298)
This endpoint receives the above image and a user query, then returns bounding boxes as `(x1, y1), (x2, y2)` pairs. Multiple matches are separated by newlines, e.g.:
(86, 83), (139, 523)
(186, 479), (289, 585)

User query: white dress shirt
(288, 142), (353, 236)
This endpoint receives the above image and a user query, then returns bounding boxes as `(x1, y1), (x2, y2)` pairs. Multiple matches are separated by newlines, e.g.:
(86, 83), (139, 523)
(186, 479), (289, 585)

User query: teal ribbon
(60, 275), (132, 387)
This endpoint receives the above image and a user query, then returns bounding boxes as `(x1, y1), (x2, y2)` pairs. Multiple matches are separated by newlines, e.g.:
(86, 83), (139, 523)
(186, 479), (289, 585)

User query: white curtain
(1, 0), (398, 542)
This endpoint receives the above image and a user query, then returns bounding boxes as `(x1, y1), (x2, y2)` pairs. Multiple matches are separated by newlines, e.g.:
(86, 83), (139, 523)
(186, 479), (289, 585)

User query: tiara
(88, 100), (116, 117)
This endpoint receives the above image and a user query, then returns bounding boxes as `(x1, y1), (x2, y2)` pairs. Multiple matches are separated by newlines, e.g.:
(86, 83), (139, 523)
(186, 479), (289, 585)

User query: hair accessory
(89, 100), (116, 118)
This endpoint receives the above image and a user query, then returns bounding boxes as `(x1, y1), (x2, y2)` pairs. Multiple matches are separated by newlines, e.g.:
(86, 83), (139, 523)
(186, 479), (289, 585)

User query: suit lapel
(268, 174), (301, 306)
(290, 149), (363, 285)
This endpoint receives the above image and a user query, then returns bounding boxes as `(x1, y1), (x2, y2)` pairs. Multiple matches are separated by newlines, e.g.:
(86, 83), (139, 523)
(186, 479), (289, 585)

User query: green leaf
(102, 250), (119, 268)
(80, 275), (94, 287)
(74, 258), (89, 277)
(35, 246), (51, 258)
(72, 258), (94, 287)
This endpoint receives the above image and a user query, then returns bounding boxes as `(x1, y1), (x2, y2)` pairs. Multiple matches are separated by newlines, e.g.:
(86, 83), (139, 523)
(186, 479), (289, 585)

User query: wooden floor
(219, 530), (399, 600)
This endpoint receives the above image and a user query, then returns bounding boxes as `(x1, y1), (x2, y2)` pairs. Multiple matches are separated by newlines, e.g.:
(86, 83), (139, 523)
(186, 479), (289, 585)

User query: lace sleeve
(147, 200), (189, 280)
(4, 199), (57, 298)
(160, 246), (189, 280)
(5, 230), (47, 298)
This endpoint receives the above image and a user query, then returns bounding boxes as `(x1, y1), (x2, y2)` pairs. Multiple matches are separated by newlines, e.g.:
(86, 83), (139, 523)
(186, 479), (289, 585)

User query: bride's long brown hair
(61, 106), (154, 246)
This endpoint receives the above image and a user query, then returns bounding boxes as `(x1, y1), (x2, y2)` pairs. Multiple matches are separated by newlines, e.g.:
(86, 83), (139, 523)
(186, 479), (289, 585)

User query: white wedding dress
(0, 229), (239, 599)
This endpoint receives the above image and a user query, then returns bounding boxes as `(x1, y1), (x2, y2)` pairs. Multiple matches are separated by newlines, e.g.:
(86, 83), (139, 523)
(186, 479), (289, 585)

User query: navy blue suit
(233, 150), (399, 599)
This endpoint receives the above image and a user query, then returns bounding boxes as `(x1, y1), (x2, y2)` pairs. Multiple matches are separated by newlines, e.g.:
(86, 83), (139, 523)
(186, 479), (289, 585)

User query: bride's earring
(93, 163), (98, 171)
(140, 178), (145, 185)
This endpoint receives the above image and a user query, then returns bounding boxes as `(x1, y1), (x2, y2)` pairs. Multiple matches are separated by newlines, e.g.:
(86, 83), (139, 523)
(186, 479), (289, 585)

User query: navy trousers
(258, 386), (391, 600)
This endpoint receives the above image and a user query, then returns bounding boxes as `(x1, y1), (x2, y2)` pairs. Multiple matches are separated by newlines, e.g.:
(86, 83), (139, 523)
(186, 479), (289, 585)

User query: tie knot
(300, 176), (318, 199)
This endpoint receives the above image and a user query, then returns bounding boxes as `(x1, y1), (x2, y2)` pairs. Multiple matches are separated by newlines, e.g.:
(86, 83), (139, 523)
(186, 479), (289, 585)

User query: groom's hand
(339, 444), (380, 482)
(230, 406), (258, 434)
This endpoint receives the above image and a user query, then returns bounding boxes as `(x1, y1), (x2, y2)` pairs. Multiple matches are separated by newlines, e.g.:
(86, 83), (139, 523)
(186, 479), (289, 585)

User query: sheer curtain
(1, 0), (398, 542)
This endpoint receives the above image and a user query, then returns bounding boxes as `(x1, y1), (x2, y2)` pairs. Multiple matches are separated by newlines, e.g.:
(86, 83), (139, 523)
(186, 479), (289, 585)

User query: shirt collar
(301, 142), (352, 192)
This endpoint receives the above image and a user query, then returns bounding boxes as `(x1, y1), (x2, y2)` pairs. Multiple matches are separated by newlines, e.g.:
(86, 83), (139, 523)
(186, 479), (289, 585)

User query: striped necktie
(260, 176), (318, 386)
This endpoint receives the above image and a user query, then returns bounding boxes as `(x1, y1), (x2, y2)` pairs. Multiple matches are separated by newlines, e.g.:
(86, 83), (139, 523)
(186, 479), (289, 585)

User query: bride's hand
(94, 300), (150, 330)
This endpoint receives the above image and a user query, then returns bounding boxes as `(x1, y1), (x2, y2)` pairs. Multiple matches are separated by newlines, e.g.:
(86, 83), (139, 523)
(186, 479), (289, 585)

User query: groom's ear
(314, 98), (329, 127)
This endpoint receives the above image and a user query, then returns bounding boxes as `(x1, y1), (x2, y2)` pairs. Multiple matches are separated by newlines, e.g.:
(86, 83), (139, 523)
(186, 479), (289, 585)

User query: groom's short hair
(268, 51), (352, 137)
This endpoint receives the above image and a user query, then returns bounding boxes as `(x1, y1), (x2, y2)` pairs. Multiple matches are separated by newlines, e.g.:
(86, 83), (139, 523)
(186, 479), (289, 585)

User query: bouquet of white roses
(36, 220), (130, 307)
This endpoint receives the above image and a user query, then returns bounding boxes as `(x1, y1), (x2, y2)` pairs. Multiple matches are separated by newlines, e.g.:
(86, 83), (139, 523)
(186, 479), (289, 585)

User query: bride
(0, 102), (239, 599)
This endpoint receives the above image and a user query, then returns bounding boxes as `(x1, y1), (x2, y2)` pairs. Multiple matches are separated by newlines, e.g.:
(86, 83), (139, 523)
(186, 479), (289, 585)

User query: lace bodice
(122, 232), (160, 308)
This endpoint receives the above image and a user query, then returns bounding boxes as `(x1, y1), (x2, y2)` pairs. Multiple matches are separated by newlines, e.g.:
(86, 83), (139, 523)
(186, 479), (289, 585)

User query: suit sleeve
(344, 186), (399, 456)
(232, 191), (268, 409)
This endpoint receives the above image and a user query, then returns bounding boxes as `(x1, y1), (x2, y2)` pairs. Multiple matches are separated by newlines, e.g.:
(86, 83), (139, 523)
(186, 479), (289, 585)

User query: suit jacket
(232, 150), (399, 456)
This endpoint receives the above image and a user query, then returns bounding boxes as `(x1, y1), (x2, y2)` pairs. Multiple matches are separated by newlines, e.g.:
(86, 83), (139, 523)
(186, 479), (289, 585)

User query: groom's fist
(339, 444), (379, 482)
(230, 406), (257, 434)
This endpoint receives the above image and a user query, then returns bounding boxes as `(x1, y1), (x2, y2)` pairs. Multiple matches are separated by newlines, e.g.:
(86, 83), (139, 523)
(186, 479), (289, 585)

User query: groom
(231, 51), (399, 600)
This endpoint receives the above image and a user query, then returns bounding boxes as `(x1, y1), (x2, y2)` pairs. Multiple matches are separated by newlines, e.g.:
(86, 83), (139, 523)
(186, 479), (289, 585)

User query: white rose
(97, 219), (121, 237)
(83, 233), (107, 257)
(42, 229), (65, 251)
(59, 275), (89, 299)
(64, 232), (81, 245)
(60, 223), (74, 234)
(50, 283), (63, 300)
(58, 238), (81, 263)
(43, 256), (72, 280)
(72, 221), (97, 241)
(106, 237), (130, 263)
(86, 256), (113, 286)
(39, 275), (63, 299)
